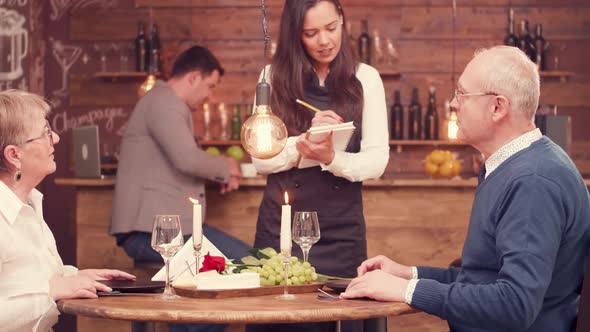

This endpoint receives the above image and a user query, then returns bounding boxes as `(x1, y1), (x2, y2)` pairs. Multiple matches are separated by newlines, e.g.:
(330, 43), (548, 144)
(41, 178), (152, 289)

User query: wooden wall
(65, 0), (590, 175)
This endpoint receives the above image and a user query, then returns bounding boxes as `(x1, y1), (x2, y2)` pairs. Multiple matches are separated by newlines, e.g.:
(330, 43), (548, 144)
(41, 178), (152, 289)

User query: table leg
(131, 321), (156, 332)
(335, 320), (341, 332)
(364, 317), (388, 332)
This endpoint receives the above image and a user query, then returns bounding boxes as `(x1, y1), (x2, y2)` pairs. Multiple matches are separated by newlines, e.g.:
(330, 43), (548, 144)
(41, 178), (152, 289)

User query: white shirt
(252, 63), (390, 182)
(0, 181), (77, 332)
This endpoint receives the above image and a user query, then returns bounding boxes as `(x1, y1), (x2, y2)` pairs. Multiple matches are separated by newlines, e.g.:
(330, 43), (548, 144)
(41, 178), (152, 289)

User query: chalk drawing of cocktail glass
(51, 38), (82, 97)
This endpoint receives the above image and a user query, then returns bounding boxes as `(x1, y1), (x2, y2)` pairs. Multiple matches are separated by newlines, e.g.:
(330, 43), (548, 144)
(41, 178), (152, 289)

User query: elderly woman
(0, 90), (135, 332)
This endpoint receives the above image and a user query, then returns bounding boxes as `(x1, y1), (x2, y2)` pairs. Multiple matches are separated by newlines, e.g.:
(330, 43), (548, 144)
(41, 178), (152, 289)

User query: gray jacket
(111, 80), (229, 235)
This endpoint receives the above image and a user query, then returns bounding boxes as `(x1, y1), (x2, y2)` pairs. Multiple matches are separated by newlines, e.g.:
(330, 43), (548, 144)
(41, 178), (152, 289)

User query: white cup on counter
(240, 163), (258, 178)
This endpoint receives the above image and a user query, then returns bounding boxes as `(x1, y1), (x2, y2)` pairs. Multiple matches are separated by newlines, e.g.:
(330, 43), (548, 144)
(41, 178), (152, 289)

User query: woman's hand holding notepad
(297, 121), (356, 168)
(309, 110), (344, 143)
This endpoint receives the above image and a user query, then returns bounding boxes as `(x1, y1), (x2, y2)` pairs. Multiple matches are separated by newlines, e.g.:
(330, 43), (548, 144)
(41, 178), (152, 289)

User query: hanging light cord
(451, 0), (456, 91)
(261, 0), (270, 81)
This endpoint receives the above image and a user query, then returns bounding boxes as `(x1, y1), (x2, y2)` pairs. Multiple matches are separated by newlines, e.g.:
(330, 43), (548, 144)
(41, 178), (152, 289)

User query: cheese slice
(173, 271), (260, 290)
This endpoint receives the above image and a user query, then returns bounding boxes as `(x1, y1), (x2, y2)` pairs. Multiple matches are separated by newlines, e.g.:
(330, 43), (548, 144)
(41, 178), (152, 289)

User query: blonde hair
(0, 90), (51, 172)
(474, 46), (540, 121)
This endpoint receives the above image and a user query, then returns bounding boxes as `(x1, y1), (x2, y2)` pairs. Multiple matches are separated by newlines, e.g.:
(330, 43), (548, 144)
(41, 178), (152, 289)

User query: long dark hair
(271, 0), (363, 135)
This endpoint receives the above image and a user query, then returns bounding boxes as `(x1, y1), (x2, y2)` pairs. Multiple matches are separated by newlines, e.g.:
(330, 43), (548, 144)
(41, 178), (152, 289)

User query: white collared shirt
(252, 63), (390, 182)
(484, 128), (543, 179)
(0, 181), (77, 332)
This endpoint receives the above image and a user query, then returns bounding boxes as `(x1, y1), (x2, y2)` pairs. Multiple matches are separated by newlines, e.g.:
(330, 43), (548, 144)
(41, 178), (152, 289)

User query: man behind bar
(111, 46), (250, 332)
(342, 45), (590, 332)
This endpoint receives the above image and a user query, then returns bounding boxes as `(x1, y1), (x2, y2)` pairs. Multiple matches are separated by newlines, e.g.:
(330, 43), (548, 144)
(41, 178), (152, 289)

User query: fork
(317, 288), (340, 299)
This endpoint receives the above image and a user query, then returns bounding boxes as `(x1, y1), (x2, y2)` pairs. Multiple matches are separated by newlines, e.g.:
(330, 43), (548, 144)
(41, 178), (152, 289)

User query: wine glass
(151, 215), (184, 300)
(292, 211), (321, 263)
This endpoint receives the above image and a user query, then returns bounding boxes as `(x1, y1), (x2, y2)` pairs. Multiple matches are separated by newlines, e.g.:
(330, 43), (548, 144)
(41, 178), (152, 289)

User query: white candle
(280, 192), (291, 254)
(189, 197), (202, 247)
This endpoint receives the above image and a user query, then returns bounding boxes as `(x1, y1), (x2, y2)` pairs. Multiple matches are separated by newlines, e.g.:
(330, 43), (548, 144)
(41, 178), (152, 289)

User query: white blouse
(252, 63), (390, 182)
(0, 181), (77, 332)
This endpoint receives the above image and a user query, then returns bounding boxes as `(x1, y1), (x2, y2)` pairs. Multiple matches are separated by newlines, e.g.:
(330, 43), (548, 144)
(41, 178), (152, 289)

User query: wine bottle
(135, 22), (149, 72)
(231, 105), (242, 140)
(533, 24), (546, 71)
(518, 19), (536, 63)
(149, 23), (161, 74)
(346, 21), (358, 60)
(504, 8), (519, 47)
(358, 19), (371, 65)
(424, 86), (439, 140)
(390, 90), (403, 139)
(408, 88), (422, 140)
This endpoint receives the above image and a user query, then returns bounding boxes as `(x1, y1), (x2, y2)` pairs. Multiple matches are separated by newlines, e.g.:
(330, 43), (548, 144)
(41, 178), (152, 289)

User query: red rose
(199, 252), (226, 273)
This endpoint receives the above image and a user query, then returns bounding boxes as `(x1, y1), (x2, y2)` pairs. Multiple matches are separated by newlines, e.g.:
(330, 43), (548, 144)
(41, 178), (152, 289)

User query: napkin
(151, 235), (228, 282)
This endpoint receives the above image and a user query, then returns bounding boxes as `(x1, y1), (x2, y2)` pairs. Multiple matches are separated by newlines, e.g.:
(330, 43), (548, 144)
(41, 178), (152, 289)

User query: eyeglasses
(24, 120), (54, 146)
(454, 89), (498, 104)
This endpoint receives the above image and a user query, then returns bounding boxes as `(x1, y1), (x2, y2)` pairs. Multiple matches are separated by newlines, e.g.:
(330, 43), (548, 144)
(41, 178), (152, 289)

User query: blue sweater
(411, 137), (590, 332)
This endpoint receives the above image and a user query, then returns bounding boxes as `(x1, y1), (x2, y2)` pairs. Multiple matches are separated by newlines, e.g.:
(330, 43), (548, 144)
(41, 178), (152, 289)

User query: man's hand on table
(340, 270), (409, 302)
(357, 255), (413, 280)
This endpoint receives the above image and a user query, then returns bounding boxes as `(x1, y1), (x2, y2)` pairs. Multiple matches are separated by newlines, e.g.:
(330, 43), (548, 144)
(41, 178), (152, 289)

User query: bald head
(467, 46), (540, 122)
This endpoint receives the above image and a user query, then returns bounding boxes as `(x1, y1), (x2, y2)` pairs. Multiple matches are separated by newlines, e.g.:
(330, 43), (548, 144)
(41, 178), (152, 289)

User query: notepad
(298, 121), (356, 169)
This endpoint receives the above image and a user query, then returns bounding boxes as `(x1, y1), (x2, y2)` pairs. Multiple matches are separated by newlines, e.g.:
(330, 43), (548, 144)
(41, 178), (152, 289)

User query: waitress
(249, 1), (389, 331)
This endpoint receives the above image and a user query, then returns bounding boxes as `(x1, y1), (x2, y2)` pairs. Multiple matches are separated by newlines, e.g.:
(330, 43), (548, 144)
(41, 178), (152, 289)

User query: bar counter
(54, 176), (590, 272)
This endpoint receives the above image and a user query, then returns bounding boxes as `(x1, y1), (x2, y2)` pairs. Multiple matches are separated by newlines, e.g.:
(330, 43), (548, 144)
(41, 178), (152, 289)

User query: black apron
(247, 75), (368, 332)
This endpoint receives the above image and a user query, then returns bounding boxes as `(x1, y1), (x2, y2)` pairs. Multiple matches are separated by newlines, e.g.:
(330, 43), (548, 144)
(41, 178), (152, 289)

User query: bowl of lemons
(425, 149), (462, 179)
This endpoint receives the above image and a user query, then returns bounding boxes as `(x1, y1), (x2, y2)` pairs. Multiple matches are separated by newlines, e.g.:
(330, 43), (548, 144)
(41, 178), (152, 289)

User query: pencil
(296, 99), (322, 113)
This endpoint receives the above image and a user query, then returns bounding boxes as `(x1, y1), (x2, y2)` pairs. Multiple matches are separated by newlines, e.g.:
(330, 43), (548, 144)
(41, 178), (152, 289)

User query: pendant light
(138, 0), (156, 96)
(240, 0), (287, 159)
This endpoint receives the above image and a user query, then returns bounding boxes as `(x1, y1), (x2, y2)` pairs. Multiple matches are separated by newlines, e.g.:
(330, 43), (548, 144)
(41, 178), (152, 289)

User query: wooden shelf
(389, 140), (466, 146)
(200, 140), (467, 148)
(539, 71), (575, 82)
(200, 140), (242, 146)
(200, 140), (466, 147)
(94, 72), (148, 80)
(389, 139), (469, 152)
(378, 70), (401, 78)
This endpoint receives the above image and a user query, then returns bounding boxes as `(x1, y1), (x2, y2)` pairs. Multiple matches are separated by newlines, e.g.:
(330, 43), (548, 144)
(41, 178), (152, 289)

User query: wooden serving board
(173, 282), (324, 299)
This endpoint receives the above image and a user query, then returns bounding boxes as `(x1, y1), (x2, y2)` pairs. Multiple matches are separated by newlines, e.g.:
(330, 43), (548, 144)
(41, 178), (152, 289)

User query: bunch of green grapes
(240, 252), (319, 286)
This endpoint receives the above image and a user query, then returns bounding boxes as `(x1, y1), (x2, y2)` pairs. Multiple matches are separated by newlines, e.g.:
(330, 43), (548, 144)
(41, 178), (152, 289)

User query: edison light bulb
(138, 74), (157, 96)
(241, 80), (287, 159)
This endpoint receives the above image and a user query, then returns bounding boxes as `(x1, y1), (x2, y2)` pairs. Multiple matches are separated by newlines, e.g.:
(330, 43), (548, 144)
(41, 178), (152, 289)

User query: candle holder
(276, 249), (296, 300)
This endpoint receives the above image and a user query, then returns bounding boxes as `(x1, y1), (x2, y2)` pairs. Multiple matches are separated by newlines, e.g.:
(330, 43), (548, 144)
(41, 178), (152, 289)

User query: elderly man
(342, 46), (590, 332)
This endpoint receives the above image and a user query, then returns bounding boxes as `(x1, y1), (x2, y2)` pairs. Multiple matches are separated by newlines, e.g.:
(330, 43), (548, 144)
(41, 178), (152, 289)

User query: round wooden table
(58, 292), (417, 325)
